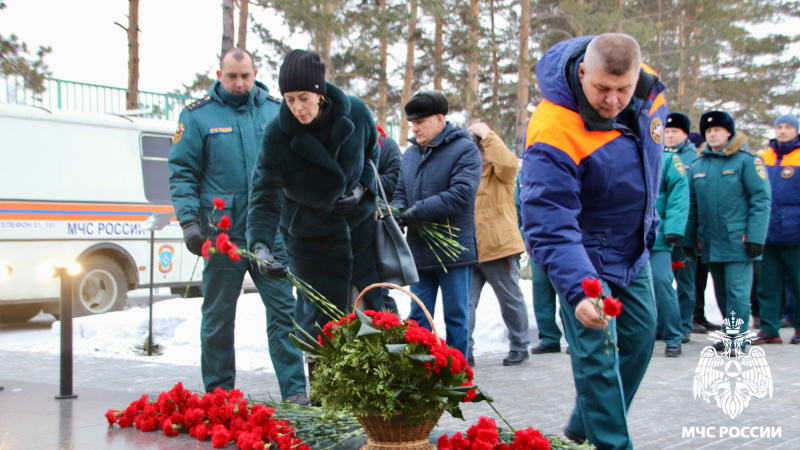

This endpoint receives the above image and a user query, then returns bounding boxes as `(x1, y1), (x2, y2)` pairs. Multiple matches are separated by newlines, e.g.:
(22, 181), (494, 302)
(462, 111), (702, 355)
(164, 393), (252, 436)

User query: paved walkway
(1, 328), (799, 449)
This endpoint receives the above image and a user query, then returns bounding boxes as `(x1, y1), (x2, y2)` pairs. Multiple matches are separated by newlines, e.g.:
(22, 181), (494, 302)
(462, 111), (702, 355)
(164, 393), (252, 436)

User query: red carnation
(581, 277), (603, 298)
(671, 261), (685, 271)
(216, 233), (231, 254)
(603, 296), (623, 317)
(218, 215), (231, 230)
(227, 243), (241, 262)
(202, 240), (213, 259)
(213, 198), (226, 210)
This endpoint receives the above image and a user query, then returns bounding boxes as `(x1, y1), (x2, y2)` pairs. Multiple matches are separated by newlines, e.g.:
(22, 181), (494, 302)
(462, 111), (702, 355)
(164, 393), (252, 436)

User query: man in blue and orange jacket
(520, 34), (667, 449)
(754, 114), (800, 345)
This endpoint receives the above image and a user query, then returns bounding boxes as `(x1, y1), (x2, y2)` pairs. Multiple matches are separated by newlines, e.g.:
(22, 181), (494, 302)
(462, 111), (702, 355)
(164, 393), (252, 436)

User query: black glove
(332, 184), (365, 214)
(744, 242), (764, 259)
(253, 244), (288, 278)
(397, 205), (421, 229)
(682, 246), (697, 259)
(181, 219), (205, 256)
(663, 234), (682, 247)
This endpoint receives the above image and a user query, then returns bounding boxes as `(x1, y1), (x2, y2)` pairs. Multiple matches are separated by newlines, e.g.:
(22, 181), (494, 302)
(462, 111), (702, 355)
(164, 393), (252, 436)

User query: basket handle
(354, 282), (439, 342)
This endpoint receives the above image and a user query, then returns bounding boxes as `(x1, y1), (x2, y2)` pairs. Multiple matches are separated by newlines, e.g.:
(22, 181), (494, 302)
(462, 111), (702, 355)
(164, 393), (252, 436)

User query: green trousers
(532, 261), (562, 348)
(651, 251), (683, 345)
(708, 261), (752, 334)
(672, 247), (697, 334)
(757, 245), (800, 335)
(562, 261), (656, 450)
(201, 232), (306, 399)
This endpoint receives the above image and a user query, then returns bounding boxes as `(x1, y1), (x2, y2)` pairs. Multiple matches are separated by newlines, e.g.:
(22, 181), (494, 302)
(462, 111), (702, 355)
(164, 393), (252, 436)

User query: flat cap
(404, 90), (449, 120)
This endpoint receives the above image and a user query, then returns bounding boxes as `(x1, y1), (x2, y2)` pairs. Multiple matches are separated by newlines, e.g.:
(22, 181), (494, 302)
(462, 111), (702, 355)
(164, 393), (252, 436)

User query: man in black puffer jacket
(393, 90), (482, 357)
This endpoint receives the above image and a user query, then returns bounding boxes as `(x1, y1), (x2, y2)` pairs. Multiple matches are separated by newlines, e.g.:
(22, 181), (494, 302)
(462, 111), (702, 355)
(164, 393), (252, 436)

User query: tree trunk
(317, 0), (334, 79)
(400, 0), (418, 144)
(126, 0), (139, 111)
(677, 0), (686, 108)
(515, 0), (531, 155)
(237, 0), (249, 49)
(467, 0), (480, 119)
(434, 14), (443, 91)
(222, 0), (235, 54)
(377, 0), (388, 129)
(489, 0), (499, 128)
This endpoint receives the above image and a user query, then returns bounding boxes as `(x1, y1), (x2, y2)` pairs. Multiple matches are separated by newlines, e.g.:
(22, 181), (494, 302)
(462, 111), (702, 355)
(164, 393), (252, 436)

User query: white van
(0, 103), (206, 323)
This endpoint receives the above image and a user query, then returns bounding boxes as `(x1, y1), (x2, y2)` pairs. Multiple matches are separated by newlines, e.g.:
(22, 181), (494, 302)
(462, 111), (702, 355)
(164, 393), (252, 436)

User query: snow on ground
(0, 267), (725, 373)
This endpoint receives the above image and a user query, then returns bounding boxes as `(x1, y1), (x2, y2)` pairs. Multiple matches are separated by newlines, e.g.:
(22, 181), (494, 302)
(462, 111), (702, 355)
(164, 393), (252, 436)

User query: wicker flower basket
(355, 410), (443, 450)
(352, 283), (443, 450)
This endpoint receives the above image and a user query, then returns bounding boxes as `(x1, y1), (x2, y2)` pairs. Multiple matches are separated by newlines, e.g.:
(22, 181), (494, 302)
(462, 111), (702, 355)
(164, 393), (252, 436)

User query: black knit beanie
(278, 50), (327, 96)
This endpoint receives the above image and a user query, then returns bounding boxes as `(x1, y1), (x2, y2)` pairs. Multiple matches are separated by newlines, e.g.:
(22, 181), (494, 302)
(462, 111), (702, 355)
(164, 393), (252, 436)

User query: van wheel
(73, 255), (127, 317)
(0, 304), (42, 324)
(171, 286), (202, 298)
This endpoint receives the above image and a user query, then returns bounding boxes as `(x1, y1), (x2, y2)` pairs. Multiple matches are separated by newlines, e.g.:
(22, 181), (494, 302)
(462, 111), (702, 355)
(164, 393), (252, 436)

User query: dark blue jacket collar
(770, 135), (800, 156)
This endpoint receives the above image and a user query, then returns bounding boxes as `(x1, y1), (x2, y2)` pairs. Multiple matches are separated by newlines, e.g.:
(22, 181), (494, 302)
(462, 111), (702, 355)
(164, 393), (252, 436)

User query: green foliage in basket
(291, 308), (490, 425)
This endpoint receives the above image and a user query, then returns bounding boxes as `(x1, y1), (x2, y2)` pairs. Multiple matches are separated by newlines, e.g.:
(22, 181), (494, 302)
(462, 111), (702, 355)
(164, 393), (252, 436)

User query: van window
(141, 134), (173, 205)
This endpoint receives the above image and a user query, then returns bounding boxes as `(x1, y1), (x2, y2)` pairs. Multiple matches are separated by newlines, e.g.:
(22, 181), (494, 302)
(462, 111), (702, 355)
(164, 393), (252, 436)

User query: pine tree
(0, 1), (51, 95)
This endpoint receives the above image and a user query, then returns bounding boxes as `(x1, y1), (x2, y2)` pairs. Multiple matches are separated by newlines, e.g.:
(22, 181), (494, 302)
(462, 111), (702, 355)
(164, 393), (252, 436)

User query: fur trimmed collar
(698, 132), (749, 157)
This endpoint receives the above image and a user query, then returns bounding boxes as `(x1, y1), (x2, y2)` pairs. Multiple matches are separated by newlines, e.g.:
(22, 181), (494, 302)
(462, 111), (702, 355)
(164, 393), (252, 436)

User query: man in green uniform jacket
(651, 149), (689, 356)
(664, 113), (709, 337)
(168, 48), (308, 404)
(684, 110), (771, 349)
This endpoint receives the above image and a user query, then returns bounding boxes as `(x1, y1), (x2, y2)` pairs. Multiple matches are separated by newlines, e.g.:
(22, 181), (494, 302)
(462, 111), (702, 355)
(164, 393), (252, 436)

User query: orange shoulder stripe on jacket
(780, 148), (800, 166)
(649, 93), (665, 116)
(526, 99), (621, 165)
(641, 63), (658, 75)
(759, 149), (778, 166)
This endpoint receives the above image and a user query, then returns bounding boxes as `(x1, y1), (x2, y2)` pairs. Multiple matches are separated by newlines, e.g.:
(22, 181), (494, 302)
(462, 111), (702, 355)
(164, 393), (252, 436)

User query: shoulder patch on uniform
(754, 156), (765, 165)
(186, 96), (213, 111)
(650, 117), (664, 144)
(173, 123), (185, 144)
(757, 165), (767, 179)
(267, 95), (282, 105)
(673, 155), (685, 176)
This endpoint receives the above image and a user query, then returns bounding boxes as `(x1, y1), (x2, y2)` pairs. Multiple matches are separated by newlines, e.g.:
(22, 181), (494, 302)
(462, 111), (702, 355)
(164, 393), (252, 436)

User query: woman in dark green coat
(247, 50), (383, 337)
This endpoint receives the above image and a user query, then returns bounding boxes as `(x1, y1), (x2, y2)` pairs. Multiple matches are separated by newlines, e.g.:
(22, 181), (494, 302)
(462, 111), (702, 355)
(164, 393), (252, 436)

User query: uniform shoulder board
(267, 95), (282, 105)
(186, 96), (213, 111)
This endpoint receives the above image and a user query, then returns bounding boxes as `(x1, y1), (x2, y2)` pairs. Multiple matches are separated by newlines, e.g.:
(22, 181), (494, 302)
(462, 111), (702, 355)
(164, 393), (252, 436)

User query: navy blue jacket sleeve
(521, 143), (598, 306)
(414, 140), (482, 222)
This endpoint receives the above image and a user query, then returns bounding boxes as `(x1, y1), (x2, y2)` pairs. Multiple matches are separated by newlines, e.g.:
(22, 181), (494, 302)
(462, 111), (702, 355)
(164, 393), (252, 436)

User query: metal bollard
(55, 267), (77, 400)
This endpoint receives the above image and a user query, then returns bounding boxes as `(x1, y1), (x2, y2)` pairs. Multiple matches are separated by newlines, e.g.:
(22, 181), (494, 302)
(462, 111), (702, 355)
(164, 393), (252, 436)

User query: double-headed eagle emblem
(693, 312), (773, 419)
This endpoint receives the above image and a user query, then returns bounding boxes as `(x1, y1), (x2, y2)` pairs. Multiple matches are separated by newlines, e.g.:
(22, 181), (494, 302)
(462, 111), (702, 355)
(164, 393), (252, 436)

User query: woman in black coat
(247, 50), (384, 337)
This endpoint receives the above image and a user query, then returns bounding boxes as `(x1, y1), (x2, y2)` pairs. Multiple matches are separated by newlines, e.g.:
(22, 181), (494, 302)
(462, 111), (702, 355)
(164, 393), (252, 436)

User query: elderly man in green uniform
(650, 140), (689, 357)
(683, 111), (771, 351)
(168, 48), (308, 405)
(664, 113), (707, 338)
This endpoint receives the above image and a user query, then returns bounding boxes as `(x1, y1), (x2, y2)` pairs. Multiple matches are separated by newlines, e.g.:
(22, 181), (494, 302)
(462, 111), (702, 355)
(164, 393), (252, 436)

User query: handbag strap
(367, 159), (390, 218)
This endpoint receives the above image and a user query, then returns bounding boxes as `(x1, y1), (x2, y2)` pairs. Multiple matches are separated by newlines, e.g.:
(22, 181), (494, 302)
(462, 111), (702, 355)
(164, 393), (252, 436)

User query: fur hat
(774, 114), (799, 133)
(278, 50), (326, 96)
(699, 110), (735, 138)
(666, 112), (691, 135)
(404, 90), (449, 120)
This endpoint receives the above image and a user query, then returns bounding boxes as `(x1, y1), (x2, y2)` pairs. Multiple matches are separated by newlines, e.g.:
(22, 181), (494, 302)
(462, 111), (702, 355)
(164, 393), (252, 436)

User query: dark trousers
(563, 261), (656, 449)
(757, 245), (800, 335)
(284, 218), (384, 337)
(708, 262), (753, 334)
(200, 232), (305, 399)
(694, 259), (710, 323)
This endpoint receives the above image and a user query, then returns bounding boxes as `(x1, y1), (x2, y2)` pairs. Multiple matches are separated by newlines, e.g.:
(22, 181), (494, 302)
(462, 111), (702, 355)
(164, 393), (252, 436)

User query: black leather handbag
(368, 160), (419, 286)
